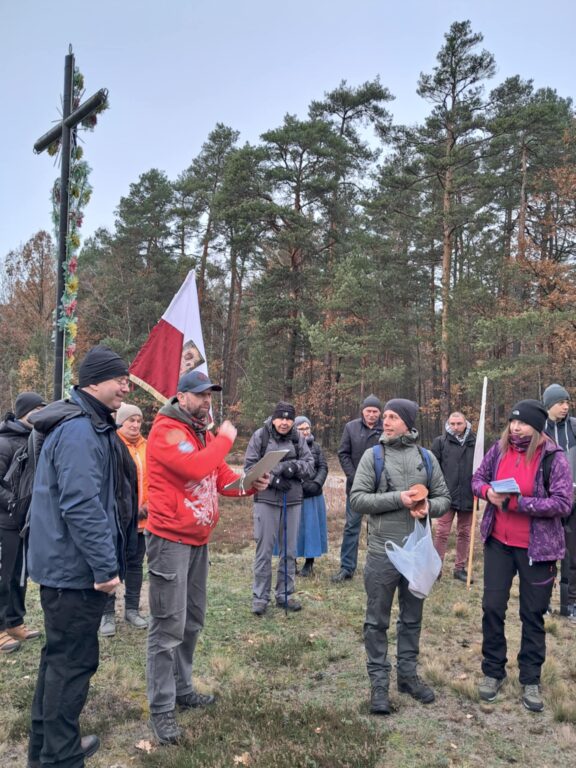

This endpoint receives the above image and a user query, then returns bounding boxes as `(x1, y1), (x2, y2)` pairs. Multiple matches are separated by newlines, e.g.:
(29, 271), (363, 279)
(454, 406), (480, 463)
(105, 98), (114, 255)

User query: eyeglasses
(114, 377), (130, 387)
(297, 426), (311, 433)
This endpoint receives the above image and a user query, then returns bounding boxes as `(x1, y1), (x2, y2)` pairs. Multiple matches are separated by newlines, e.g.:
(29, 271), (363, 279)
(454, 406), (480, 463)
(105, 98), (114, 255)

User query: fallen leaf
(135, 740), (154, 753)
(233, 752), (251, 765)
(315, 727), (322, 734)
(451, 743), (458, 749)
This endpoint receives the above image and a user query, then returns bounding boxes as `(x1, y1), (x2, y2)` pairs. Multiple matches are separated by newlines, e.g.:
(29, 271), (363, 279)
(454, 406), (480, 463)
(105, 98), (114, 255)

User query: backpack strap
(541, 451), (555, 495)
(372, 444), (433, 492)
(372, 444), (385, 491)
(419, 447), (433, 487)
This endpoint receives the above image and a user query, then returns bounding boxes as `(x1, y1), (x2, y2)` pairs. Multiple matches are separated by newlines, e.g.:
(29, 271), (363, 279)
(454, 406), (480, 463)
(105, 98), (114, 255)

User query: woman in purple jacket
(472, 400), (572, 713)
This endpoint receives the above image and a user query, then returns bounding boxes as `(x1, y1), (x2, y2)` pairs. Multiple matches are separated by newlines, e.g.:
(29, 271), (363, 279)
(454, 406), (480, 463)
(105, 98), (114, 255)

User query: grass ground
(2, 473), (576, 768)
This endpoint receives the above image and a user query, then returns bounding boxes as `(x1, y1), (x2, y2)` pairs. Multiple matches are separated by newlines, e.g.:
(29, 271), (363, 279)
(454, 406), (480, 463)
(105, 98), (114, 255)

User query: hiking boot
(0, 630), (21, 653)
(397, 675), (435, 704)
(567, 604), (576, 624)
(370, 686), (391, 715)
(252, 604), (267, 616)
(27, 734), (100, 768)
(176, 691), (216, 709)
(331, 569), (353, 583)
(125, 609), (148, 629)
(276, 598), (302, 612)
(299, 560), (314, 577)
(478, 675), (504, 702)
(6, 624), (41, 641)
(149, 711), (181, 745)
(522, 684), (544, 712)
(99, 613), (116, 637)
(453, 568), (473, 584)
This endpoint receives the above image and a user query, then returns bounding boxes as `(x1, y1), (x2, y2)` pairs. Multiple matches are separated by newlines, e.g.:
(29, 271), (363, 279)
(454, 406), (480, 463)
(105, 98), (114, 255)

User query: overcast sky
(1, 0), (575, 258)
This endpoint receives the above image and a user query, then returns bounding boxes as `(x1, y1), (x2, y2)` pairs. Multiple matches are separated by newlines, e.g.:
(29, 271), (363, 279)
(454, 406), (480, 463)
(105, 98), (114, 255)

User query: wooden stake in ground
(467, 376), (488, 589)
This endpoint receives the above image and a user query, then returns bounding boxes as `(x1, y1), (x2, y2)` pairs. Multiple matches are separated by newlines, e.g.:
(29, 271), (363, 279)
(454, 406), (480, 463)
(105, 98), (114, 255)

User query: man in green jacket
(350, 398), (450, 715)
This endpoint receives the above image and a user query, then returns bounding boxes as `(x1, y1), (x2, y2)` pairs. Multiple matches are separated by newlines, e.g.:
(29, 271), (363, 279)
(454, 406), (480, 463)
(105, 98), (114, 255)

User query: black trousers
(104, 531), (146, 613)
(0, 526), (26, 630)
(482, 537), (556, 686)
(28, 586), (107, 768)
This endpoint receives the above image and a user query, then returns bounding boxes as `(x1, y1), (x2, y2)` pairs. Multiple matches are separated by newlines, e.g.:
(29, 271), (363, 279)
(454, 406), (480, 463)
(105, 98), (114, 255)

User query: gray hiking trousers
(363, 549), (424, 688)
(252, 500), (300, 610)
(145, 532), (208, 714)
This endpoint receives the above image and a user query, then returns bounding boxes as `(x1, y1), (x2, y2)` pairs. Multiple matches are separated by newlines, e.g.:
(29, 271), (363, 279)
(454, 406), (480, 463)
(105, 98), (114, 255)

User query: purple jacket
(472, 439), (572, 562)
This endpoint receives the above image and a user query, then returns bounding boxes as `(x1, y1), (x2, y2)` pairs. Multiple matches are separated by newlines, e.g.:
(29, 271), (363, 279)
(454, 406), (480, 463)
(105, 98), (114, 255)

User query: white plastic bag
(384, 516), (441, 598)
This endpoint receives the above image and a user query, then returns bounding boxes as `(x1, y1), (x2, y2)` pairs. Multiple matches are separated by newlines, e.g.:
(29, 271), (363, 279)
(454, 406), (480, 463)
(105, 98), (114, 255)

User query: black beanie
(362, 394), (382, 411)
(383, 398), (419, 431)
(509, 400), (547, 433)
(78, 345), (129, 387)
(15, 391), (46, 419)
(272, 401), (295, 421)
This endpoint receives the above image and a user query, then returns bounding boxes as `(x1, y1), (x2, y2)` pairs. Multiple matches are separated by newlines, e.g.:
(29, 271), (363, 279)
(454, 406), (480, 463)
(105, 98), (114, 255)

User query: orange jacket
(118, 431), (148, 531)
(146, 411), (249, 546)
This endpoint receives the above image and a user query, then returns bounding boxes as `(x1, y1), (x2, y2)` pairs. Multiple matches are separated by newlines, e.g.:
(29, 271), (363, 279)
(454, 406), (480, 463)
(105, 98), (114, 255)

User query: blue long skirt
(296, 494), (328, 558)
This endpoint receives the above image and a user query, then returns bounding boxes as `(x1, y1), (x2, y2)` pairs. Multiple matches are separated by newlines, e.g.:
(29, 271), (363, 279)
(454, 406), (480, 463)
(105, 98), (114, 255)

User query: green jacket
(349, 430), (451, 554)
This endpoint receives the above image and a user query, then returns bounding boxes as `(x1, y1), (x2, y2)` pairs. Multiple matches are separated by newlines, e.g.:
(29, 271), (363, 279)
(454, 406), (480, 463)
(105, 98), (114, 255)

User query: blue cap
(177, 370), (222, 394)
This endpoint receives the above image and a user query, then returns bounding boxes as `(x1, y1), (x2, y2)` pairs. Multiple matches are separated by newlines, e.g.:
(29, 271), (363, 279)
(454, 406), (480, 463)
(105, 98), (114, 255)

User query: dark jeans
(482, 537), (556, 686)
(105, 531), (146, 613)
(29, 586), (107, 768)
(339, 496), (363, 574)
(563, 506), (576, 605)
(363, 549), (425, 688)
(0, 526), (26, 630)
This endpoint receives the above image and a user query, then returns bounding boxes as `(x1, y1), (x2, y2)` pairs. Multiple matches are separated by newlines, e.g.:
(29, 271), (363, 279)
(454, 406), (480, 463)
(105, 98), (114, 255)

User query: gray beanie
(543, 383), (570, 410)
(362, 394), (382, 411)
(294, 416), (311, 428)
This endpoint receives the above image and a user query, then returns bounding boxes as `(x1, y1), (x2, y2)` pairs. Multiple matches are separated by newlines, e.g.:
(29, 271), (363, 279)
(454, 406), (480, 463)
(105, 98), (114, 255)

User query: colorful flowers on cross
(50, 68), (108, 393)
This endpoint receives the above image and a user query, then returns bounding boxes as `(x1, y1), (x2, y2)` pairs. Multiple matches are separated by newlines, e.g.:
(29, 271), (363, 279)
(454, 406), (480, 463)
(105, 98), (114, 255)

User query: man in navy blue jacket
(27, 346), (131, 768)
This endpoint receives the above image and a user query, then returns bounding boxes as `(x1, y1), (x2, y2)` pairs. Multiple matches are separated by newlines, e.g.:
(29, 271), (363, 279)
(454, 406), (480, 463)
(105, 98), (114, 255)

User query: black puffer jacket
(430, 429), (476, 512)
(302, 438), (328, 498)
(338, 417), (383, 494)
(0, 415), (31, 529)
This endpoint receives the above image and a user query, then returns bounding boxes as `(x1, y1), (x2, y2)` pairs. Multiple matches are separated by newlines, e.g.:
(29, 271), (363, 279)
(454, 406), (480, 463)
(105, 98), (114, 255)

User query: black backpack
(4, 429), (44, 535)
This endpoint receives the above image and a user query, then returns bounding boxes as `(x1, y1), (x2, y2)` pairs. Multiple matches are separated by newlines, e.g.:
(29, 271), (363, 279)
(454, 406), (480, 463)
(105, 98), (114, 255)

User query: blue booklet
(490, 478), (521, 494)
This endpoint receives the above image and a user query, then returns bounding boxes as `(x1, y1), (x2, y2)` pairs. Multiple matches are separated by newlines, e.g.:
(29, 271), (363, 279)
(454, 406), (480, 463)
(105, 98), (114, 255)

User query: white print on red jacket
(183, 473), (218, 528)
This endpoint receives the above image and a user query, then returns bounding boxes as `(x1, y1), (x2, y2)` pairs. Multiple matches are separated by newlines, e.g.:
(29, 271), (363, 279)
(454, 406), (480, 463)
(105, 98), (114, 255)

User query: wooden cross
(33, 45), (108, 399)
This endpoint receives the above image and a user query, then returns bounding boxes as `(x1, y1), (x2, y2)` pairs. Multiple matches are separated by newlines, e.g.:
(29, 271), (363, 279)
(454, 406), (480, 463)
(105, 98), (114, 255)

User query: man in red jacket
(145, 370), (268, 745)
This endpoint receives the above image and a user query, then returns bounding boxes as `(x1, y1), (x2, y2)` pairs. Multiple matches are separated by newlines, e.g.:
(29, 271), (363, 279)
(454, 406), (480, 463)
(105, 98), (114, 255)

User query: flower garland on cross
(50, 68), (108, 393)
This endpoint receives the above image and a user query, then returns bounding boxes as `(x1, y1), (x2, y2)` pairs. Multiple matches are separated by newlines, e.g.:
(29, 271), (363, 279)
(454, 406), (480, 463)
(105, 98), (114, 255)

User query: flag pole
(467, 376), (488, 589)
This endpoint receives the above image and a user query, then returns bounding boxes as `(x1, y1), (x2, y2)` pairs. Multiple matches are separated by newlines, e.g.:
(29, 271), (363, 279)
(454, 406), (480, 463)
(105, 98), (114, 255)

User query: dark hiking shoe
(522, 684), (544, 712)
(276, 598), (302, 612)
(299, 561), (314, 577)
(28, 734), (100, 768)
(453, 568), (473, 584)
(370, 686), (391, 715)
(331, 569), (353, 583)
(397, 675), (435, 704)
(149, 711), (181, 744)
(176, 691), (216, 709)
(478, 675), (504, 702)
(252, 604), (267, 616)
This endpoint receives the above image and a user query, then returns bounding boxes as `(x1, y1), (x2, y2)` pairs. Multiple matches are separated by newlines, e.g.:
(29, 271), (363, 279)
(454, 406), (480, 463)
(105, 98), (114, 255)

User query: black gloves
(270, 476), (292, 492)
(281, 461), (299, 479)
(303, 480), (321, 497)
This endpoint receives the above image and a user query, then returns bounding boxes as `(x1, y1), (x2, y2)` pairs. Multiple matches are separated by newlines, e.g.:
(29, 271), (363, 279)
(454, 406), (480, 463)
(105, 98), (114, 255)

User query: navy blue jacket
(27, 390), (121, 589)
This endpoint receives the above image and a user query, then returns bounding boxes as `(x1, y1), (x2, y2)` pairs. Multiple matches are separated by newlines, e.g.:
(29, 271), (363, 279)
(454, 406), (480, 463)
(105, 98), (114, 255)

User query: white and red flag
(129, 271), (207, 403)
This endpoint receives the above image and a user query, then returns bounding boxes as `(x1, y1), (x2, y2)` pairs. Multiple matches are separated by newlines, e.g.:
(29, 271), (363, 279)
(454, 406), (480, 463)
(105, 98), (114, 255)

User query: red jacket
(146, 408), (248, 546)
